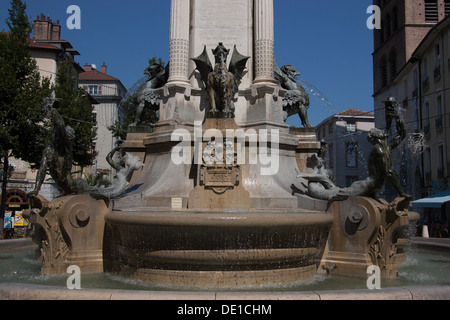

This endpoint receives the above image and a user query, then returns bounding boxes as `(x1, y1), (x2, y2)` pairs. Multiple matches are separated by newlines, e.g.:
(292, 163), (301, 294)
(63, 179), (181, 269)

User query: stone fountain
(24, 0), (418, 289)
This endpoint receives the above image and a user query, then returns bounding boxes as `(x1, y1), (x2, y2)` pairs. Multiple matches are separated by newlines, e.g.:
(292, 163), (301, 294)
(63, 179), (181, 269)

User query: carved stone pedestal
(25, 195), (108, 275)
(320, 197), (420, 279)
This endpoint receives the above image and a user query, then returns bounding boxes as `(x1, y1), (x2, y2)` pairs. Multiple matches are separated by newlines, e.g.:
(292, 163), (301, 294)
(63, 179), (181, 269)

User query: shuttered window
(445, 0), (450, 16)
(425, 0), (438, 23)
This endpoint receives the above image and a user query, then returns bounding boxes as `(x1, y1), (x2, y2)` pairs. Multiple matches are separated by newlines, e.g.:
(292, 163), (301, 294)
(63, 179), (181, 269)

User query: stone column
(168, 0), (190, 83)
(253, 0), (275, 84)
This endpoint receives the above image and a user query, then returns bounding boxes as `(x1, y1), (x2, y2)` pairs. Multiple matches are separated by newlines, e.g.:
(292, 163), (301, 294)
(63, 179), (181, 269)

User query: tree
(148, 56), (165, 68)
(108, 95), (137, 141)
(54, 56), (97, 168)
(0, 0), (51, 234)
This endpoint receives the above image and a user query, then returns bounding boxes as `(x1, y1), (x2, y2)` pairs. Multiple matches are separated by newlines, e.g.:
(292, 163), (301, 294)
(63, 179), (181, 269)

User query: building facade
(78, 63), (127, 174)
(316, 109), (375, 189)
(373, 0), (450, 224)
(395, 17), (450, 222)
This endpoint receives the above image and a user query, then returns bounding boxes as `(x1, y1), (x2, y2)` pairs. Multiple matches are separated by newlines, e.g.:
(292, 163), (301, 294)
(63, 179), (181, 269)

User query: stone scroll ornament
(274, 60), (312, 128)
(28, 99), (144, 200)
(298, 97), (411, 202)
(192, 43), (250, 119)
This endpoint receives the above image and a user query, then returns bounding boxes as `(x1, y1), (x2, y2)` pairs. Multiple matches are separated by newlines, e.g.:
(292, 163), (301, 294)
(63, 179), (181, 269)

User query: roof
(27, 38), (59, 50)
(27, 38), (80, 55)
(78, 69), (127, 92)
(316, 108), (374, 128)
(336, 108), (374, 117)
(78, 69), (120, 82)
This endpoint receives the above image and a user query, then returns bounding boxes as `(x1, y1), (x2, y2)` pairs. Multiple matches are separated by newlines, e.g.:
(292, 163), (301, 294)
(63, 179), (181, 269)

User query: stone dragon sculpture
(192, 43), (250, 118)
(132, 62), (170, 126)
(274, 61), (312, 128)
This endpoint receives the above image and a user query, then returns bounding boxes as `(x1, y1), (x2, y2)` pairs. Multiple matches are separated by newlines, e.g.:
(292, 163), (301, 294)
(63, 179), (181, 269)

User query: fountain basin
(104, 210), (333, 288)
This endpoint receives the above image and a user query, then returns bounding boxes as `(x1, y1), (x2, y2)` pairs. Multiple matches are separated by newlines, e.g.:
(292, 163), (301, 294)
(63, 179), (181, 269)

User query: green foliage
(148, 56), (165, 68)
(0, 0), (52, 165)
(83, 171), (111, 188)
(108, 95), (138, 141)
(54, 56), (98, 167)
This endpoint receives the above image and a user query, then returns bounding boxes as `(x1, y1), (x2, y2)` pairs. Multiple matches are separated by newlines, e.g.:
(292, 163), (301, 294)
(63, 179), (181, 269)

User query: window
(425, 148), (432, 183)
(414, 98), (420, 130)
(445, 0), (450, 16)
(425, 0), (438, 23)
(438, 145), (444, 178)
(392, 7), (399, 31)
(434, 44), (441, 79)
(328, 123), (333, 135)
(88, 85), (102, 96)
(346, 122), (356, 133)
(424, 101), (431, 134)
(423, 56), (430, 91)
(346, 142), (358, 168)
(386, 14), (391, 38)
(389, 51), (397, 81)
(403, 79), (408, 107)
(436, 95), (443, 128)
(413, 69), (419, 96)
(448, 31), (450, 60)
(88, 85), (98, 95)
(328, 143), (334, 169)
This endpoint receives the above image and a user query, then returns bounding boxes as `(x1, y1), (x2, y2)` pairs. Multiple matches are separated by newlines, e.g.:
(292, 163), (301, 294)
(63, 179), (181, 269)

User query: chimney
(51, 20), (61, 40)
(33, 14), (60, 40)
(101, 62), (107, 74)
(84, 64), (94, 71)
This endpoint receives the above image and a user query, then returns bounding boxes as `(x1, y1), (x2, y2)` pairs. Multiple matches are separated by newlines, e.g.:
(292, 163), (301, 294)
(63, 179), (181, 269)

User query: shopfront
(0, 189), (30, 239)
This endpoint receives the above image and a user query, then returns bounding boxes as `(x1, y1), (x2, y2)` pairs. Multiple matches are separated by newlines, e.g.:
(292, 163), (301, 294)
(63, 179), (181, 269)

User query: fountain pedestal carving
(24, 195), (108, 275)
(321, 197), (419, 279)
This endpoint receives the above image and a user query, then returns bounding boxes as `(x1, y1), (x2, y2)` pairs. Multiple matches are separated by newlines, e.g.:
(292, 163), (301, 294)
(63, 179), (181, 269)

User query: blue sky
(0, 0), (374, 127)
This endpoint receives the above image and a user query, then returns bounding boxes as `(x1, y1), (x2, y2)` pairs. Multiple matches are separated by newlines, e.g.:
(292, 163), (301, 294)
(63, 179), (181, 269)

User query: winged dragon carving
(192, 43), (249, 118)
